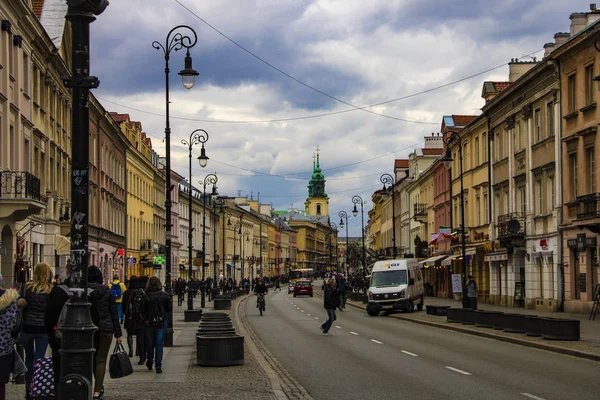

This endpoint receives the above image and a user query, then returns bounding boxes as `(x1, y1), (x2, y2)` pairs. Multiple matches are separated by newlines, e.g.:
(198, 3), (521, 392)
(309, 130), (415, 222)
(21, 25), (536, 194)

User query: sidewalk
(343, 294), (600, 361)
(7, 293), (280, 400)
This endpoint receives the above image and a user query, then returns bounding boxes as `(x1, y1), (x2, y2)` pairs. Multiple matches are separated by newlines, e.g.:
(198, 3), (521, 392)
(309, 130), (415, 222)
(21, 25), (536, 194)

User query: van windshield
(371, 270), (407, 287)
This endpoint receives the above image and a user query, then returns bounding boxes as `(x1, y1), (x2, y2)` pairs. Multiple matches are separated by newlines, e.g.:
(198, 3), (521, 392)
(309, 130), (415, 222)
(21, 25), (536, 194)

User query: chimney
(509, 59), (537, 82)
(570, 13), (587, 35)
(588, 3), (600, 24)
(554, 32), (570, 45)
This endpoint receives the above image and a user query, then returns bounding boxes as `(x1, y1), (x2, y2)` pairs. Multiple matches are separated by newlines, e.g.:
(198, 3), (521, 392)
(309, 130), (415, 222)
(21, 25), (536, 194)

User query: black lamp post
(212, 196), (221, 287)
(329, 222), (338, 272)
(220, 208), (233, 280)
(440, 131), (468, 308)
(197, 173), (217, 308)
(233, 220), (242, 286)
(180, 130), (209, 311)
(153, 24), (199, 347)
(380, 173), (397, 258)
(352, 195), (367, 273)
(338, 211), (349, 275)
(59, 1), (107, 398)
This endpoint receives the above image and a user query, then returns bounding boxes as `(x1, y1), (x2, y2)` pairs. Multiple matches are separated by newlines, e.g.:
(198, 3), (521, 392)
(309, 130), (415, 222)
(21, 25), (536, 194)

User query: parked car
(293, 280), (313, 297)
(288, 282), (295, 294)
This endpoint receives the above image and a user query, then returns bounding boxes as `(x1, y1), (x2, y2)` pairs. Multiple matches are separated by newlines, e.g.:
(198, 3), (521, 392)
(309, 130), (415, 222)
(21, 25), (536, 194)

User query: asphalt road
(245, 284), (600, 400)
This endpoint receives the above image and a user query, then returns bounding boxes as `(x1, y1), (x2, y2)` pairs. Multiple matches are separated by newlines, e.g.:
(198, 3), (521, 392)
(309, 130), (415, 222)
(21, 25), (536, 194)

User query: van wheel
(367, 308), (380, 317)
(417, 296), (424, 311)
(406, 300), (414, 313)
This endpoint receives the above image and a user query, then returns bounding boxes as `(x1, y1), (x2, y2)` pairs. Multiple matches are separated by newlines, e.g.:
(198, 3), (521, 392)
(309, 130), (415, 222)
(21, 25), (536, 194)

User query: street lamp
(233, 220), (242, 286)
(352, 195), (367, 274)
(153, 24), (199, 347)
(440, 131), (468, 308)
(338, 211), (349, 275)
(180, 129), (209, 311)
(198, 174), (217, 307)
(329, 222), (338, 272)
(380, 173), (397, 259)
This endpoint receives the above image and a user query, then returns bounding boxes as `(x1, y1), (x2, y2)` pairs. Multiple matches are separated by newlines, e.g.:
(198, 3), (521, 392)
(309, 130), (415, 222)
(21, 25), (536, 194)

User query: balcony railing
(413, 203), (427, 217)
(0, 171), (41, 201)
(576, 193), (600, 219)
(497, 212), (526, 239)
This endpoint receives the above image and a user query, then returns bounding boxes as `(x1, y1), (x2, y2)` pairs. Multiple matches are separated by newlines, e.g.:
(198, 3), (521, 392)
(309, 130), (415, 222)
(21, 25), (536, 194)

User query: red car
(293, 280), (313, 297)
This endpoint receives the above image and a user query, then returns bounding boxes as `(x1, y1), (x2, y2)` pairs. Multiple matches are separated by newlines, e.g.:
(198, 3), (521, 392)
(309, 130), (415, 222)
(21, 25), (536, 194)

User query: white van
(366, 259), (424, 316)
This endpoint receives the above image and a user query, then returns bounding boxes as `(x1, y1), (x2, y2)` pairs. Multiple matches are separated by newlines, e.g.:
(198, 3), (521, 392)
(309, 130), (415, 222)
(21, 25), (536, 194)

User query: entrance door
(574, 252), (581, 300)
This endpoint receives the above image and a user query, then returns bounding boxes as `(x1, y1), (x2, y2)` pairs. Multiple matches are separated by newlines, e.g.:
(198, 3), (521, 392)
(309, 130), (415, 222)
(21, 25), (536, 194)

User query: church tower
(305, 146), (329, 216)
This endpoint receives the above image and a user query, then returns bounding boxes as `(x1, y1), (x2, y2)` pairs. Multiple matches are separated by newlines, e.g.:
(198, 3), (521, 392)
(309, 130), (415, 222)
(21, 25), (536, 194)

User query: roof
(37, 0), (68, 49)
(110, 112), (130, 123)
(422, 148), (443, 156)
(493, 82), (512, 92)
(395, 159), (409, 168)
(442, 115), (478, 129)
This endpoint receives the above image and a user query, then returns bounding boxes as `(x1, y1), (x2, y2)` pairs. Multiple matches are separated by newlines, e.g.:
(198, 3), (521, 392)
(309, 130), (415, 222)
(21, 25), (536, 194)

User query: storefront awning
(441, 257), (455, 266)
(419, 255), (447, 267)
(55, 235), (70, 256)
(226, 263), (241, 270)
(484, 252), (508, 262)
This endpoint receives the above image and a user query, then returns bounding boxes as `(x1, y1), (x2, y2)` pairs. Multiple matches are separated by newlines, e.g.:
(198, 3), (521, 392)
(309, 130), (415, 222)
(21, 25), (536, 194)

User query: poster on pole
(451, 274), (463, 293)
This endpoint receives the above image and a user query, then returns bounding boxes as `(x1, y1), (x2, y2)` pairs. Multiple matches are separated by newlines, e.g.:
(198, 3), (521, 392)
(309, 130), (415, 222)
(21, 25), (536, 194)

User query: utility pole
(59, 1), (108, 399)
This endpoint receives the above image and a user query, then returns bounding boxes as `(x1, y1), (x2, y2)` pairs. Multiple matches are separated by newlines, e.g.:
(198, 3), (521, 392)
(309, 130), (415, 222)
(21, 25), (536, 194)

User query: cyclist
(254, 278), (268, 309)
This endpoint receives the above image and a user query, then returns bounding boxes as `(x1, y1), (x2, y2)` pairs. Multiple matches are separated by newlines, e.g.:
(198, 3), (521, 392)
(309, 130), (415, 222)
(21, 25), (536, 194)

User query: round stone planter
(214, 297), (232, 310)
(525, 316), (541, 337)
(426, 305), (451, 316)
(199, 322), (234, 329)
(502, 313), (528, 334)
(446, 308), (461, 323)
(202, 312), (229, 318)
(460, 308), (476, 325)
(540, 318), (580, 341)
(196, 335), (245, 366)
(197, 327), (237, 336)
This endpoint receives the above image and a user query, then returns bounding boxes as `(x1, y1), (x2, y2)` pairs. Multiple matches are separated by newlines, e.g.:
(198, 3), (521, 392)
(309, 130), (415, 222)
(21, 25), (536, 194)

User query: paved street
(245, 284), (600, 400)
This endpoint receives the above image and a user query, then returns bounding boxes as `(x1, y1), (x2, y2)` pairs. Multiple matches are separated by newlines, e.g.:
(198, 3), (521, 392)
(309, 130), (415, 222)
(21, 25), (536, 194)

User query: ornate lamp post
(380, 173), (397, 258)
(440, 131), (468, 307)
(233, 220), (242, 286)
(197, 173), (217, 308)
(153, 24), (199, 347)
(338, 211), (349, 275)
(352, 195), (367, 273)
(180, 129), (209, 311)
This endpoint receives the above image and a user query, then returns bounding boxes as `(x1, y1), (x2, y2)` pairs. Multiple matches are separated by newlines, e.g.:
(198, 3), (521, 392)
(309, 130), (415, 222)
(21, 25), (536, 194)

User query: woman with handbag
(87, 265), (122, 400)
(144, 276), (171, 374)
(0, 272), (21, 400)
(18, 263), (52, 399)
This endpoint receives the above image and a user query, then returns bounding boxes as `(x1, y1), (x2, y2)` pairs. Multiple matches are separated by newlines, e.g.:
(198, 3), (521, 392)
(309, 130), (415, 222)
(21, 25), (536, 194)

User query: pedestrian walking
(131, 276), (149, 366)
(44, 275), (71, 395)
(17, 262), (52, 399)
(466, 275), (478, 310)
(122, 276), (138, 357)
(88, 265), (123, 400)
(175, 278), (186, 306)
(320, 279), (340, 335)
(0, 272), (20, 400)
(144, 276), (171, 374)
(108, 274), (126, 324)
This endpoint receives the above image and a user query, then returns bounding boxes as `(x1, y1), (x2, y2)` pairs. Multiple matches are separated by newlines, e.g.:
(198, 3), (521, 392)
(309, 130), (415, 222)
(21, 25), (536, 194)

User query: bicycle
(257, 292), (266, 315)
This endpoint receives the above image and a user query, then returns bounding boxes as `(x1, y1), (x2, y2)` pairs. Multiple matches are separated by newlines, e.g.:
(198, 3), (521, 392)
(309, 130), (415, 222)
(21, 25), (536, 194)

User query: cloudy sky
(90, 0), (590, 236)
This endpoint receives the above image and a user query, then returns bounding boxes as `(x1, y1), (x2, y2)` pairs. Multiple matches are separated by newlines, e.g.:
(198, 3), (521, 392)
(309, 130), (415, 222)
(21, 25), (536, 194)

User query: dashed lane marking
(371, 339), (383, 344)
(521, 394), (545, 400)
(314, 317), (319, 320)
(445, 366), (471, 376)
(350, 332), (359, 336)
(335, 326), (342, 329)
(301, 310), (305, 313)
(307, 313), (311, 316)
(401, 350), (418, 357)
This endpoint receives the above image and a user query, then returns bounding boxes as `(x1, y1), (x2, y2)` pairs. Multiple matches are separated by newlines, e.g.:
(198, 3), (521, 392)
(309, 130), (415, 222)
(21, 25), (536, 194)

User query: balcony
(576, 193), (600, 220)
(497, 212), (526, 239)
(0, 171), (45, 220)
(413, 203), (427, 222)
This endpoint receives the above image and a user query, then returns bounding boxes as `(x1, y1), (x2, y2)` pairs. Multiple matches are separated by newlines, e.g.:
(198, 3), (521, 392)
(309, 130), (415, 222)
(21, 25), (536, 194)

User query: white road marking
(401, 350), (418, 357)
(301, 310), (305, 313)
(371, 339), (383, 345)
(350, 332), (359, 335)
(445, 366), (471, 376)
(307, 313), (311, 316)
(521, 393), (546, 400)
(335, 326), (342, 329)
(314, 317), (319, 320)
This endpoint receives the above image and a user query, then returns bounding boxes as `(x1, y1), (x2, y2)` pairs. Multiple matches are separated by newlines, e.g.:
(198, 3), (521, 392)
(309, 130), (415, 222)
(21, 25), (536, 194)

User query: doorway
(1, 225), (15, 287)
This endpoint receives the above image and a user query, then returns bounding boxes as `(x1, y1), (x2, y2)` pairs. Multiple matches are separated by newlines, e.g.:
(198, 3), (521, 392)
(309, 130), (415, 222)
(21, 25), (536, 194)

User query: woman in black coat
(122, 276), (137, 357)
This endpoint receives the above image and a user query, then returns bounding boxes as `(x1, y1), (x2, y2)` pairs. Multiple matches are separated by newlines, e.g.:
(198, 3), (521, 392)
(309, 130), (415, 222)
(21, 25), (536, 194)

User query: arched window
(316, 204), (322, 215)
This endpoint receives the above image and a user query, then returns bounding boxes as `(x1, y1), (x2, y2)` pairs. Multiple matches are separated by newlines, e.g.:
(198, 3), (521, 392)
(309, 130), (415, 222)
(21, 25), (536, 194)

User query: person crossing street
(320, 279), (340, 335)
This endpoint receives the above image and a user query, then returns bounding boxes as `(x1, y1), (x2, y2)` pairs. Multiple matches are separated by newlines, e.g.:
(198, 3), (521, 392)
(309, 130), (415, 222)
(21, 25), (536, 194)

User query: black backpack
(145, 295), (165, 326)
(130, 289), (149, 322)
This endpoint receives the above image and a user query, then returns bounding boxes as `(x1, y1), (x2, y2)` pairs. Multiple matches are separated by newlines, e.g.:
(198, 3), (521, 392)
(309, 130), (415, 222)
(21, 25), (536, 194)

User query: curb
(314, 288), (600, 363)
(346, 299), (600, 363)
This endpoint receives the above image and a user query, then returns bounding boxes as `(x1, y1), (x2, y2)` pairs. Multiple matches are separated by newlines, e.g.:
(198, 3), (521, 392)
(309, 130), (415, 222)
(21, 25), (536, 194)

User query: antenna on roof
(237, 190), (242, 197)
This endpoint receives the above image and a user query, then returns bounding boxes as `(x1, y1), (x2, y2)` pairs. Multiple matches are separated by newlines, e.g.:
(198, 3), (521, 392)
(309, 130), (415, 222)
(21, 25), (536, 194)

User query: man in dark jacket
(144, 276), (171, 374)
(44, 278), (71, 395)
(88, 265), (122, 399)
(320, 279), (339, 335)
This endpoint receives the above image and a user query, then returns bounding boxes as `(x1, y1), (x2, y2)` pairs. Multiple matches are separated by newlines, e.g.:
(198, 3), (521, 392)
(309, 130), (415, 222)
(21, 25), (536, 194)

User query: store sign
(567, 234), (597, 252)
(154, 255), (165, 265)
(539, 238), (549, 250)
(483, 241), (501, 253)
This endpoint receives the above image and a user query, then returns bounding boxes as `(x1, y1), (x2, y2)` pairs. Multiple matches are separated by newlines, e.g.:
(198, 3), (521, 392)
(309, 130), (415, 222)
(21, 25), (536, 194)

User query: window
(476, 195), (481, 226)
(503, 190), (509, 214)
(536, 180), (543, 214)
(567, 74), (577, 113)
(588, 148), (596, 193)
(585, 64), (595, 106)
(482, 133), (488, 162)
(546, 102), (554, 138)
(520, 120), (526, 149)
(483, 194), (488, 224)
(519, 187), (526, 215)
(570, 153), (578, 199)
(548, 176), (555, 211)
(474, 137), (479, 165)
(316, 204), (321, 215)
(23, 53), (30, 96)
(534, 109), (541, 142)
(515, 121), (521, 151)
